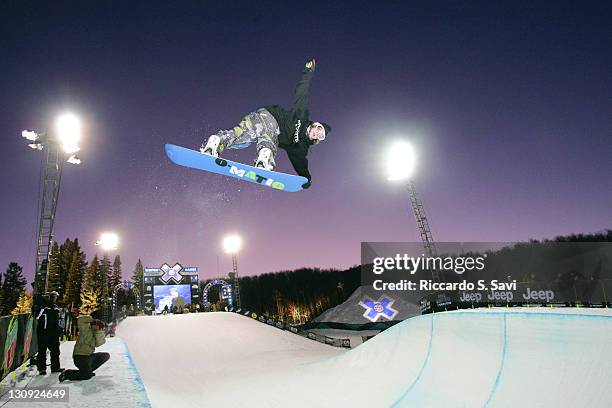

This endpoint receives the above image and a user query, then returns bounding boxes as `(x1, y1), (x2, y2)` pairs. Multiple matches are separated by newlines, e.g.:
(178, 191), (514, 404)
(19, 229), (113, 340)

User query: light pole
(96, 232), (120, 322)
(23, 113), (82, 300)
(385, 142), (442, 283)
(223, 234), (242, 308)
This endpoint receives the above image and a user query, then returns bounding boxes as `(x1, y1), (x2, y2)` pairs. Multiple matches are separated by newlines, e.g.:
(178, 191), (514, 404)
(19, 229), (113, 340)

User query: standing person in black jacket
(36, 291), (63, 375)
(200, 58), (331, 189)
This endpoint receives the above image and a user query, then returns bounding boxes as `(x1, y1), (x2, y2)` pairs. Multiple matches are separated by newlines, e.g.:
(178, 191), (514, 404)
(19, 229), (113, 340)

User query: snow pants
(213, 108), (280, 157)
(63, 352), (110, 381)
(36, 333), (61, 372)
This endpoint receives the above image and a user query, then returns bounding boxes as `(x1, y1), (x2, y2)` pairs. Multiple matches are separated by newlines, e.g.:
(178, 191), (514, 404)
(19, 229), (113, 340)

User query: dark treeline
(2, 230), (610, 319)
(238, 266), (361, 324)
(542, 230), (612, 242)
(234, 230), (612, 323)
(0, 237), (144, 319)
(455, 230), (612, 294)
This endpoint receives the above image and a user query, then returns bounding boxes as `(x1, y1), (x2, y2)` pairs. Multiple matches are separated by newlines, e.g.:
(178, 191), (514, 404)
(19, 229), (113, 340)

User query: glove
(302, 181), (311, 189)
(305, 58), (316, 72)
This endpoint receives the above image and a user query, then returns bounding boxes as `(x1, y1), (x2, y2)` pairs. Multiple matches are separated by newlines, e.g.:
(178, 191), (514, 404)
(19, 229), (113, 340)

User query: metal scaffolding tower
(407, 180), (443, 283)
(231, 253), (241, 308)
(34, 136), (65, 295)
(23, 116), (81, 299)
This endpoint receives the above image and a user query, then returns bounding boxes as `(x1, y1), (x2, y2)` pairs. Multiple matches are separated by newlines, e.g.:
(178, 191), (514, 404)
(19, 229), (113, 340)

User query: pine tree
(72, 238), (88, 305)
(11, 292), (33, 315)
(46, 242), (61, 293)
(58, 238), (73, 298)
(111, 255), (123, 309)
(79, 288), (100, 315)
(99, 254), (112, 312)
(111, 255), (123, 291)
(131, 259), (144, 308)
(69, 239), (87, 277)
(116, 287), (128, 309)
(83, 255), (99, 293)
(54, 238), (87, 301)
(1, 263), (27, 316)
(63, 251), (83, 315)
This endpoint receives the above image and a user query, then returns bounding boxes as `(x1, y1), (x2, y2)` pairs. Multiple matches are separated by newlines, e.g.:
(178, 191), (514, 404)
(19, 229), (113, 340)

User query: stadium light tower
(223, 234), (242, 308)
(385, 141), (442, 283)
(23, 112), (83, 298)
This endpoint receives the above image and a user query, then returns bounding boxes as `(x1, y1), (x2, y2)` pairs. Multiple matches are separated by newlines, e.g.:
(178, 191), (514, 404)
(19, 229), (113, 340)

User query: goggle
(311, 123), (326, 141)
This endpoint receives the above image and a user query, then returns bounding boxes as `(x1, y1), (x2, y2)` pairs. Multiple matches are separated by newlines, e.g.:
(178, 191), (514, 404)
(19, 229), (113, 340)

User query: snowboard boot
(254, 147), (275, 171)
(200, 135), (221, 157)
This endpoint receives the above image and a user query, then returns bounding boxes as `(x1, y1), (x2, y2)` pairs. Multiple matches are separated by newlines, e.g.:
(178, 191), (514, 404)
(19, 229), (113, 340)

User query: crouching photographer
(59, 311), (110, 382)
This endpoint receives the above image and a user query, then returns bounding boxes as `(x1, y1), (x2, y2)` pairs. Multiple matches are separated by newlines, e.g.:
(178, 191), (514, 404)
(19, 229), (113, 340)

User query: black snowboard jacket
(36, 305), (62, 337)
(261, 68), (327, 182)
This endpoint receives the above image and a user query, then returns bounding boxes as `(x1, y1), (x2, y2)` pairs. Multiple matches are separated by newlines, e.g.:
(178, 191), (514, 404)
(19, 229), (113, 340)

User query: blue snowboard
(165, 144), (308, 192)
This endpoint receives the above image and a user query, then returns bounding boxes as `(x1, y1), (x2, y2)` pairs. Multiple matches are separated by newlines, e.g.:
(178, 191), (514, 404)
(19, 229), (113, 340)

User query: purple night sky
(1, 2), (610, 285)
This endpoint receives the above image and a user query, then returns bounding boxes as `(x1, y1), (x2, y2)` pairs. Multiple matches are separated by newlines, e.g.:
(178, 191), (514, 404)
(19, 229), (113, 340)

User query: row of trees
(238, 266), (361, 324)
(6, 230), (608, 322)
(0, 254), (359, 325)
(44, 238), (125, 316)
(0, 238), (146, 319)
(232, 231), (612, 323)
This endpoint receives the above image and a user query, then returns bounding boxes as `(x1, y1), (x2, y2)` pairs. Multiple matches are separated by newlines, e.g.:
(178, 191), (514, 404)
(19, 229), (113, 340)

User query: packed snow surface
(5, 308), (611, 407)
(118, 309), (612, 408)
(0, 337), (149, 407)
(117, 312), (343, 407)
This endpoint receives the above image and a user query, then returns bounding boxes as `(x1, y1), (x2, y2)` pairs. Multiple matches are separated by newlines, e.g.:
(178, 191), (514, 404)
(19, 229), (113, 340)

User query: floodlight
(55, 113), (81, 154)
(223, 235), (242, 254)
(28, 143), (44, 150)
(386, 142), (416, 182)
(22, 130), (39, 141)
(96, 232), (119, 251)
(67, 155), (81, 165)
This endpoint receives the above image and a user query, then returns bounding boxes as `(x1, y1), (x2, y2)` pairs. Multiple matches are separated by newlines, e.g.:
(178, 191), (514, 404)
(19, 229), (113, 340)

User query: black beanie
(320, 122), (332, 136)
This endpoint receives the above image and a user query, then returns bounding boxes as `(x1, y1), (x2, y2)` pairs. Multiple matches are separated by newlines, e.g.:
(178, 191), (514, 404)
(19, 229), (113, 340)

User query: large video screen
(153, 284), (192, 313)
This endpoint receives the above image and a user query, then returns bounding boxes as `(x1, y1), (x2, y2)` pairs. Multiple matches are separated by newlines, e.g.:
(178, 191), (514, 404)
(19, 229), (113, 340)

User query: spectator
(36, 291), (63, 375)
(59, 310), (109, 382)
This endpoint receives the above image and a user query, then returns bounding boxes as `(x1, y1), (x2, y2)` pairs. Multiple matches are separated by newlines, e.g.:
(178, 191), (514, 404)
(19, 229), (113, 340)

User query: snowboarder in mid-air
(200, 58), (331, 189)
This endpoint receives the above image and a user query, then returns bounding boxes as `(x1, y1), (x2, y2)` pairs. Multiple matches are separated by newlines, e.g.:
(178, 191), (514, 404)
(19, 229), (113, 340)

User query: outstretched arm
(292, 59), (316, 115)
(288, 151), (312, 188)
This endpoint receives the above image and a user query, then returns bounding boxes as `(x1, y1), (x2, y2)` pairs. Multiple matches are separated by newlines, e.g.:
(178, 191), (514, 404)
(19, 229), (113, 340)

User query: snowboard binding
(200, 135), (222, 157)
(254, 147), (275, 171)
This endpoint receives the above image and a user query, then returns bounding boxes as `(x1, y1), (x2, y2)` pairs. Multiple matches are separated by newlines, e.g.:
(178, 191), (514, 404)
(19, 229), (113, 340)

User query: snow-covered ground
(117, 313), (344, 408)
(0, 337), (149, 407)
(3, 307), (611, 407)
(120, 308), (612, 408)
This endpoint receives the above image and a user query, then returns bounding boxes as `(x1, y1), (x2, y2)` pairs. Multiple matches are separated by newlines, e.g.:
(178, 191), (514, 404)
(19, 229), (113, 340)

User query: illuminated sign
(359, 296), (399, 322)
(160, 263), (183, 283)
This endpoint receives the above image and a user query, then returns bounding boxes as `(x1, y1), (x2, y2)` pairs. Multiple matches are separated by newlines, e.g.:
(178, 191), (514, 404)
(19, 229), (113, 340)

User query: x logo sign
(359, 296), (399, 322)
(160, 263), (183, 283)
